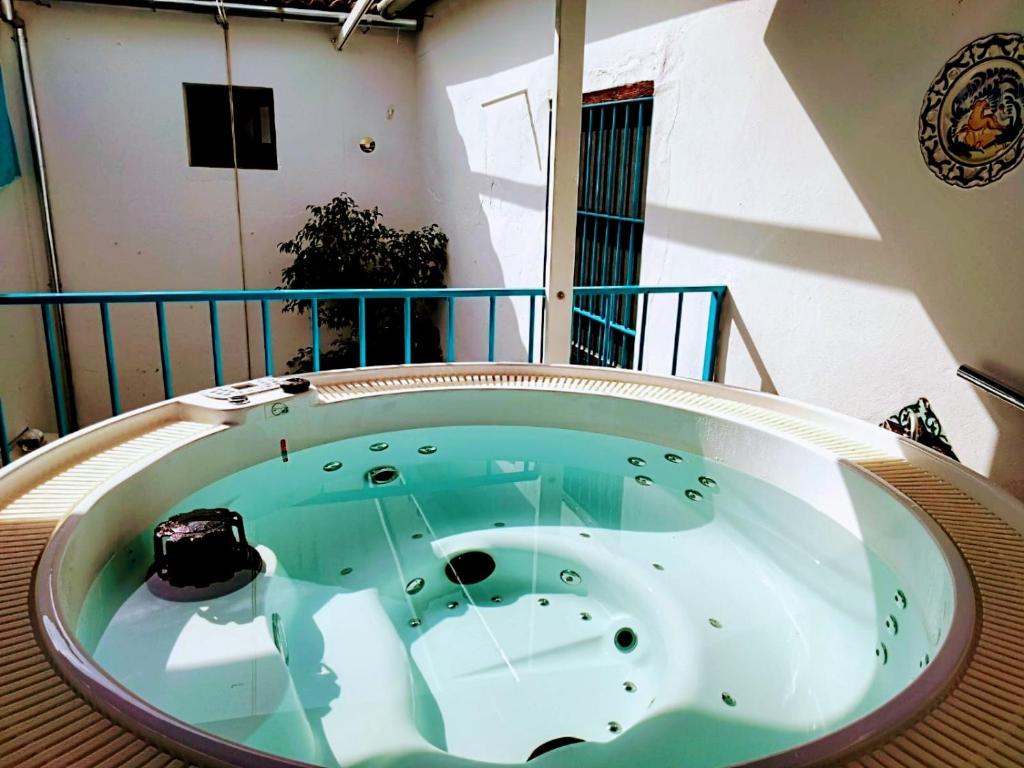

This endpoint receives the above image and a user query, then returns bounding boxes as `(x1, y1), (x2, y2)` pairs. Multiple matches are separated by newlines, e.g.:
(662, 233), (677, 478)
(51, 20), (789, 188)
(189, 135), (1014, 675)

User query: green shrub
(279, 194), (448, 371)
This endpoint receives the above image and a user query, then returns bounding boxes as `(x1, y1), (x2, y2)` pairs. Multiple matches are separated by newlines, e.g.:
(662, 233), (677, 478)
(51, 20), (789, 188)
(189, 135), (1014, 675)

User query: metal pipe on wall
(334, 0), (374, 51)
(2, 1), (79, 430)
(55, 0), (416, 29)
(958, 365), (1024, 413)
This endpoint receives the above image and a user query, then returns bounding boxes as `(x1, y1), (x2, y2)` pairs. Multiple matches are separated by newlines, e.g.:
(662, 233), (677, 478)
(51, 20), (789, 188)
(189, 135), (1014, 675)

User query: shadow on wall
(441, 120), (1021, 494)
(718, 293), (778, 396)
(431, 0), (1023, 496)
(757, 0), (1024, 497)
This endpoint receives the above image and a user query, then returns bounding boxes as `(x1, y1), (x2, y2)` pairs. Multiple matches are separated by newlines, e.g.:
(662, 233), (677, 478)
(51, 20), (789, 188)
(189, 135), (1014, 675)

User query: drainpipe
(2, 0), (78, 431)
(333, 0), (373, 51)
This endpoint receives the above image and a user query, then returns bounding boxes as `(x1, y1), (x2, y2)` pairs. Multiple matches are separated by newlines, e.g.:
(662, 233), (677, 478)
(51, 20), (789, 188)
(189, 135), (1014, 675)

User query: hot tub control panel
(202, 377), (281, 400)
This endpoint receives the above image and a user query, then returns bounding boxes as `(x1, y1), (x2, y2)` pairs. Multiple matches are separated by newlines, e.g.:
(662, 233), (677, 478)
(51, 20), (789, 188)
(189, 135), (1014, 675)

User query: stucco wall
(416, 0), (553, 364)
(11, 3), (423, 425)
(3, 0), (1022, 497)
(416, 0), (1024, 498)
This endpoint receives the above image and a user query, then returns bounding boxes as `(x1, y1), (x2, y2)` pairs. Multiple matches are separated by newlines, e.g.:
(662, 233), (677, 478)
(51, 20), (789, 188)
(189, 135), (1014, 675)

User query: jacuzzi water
(81, 424), (940, 768)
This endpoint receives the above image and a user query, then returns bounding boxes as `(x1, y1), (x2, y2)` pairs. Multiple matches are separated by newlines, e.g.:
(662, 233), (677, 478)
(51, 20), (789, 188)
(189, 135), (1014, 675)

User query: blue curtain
(0, 66), (20, 188)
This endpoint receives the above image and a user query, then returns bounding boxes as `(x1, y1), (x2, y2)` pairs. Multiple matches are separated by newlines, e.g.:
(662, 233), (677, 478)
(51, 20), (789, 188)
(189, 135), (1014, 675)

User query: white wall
(4, 0), (1022, 498)
(415, 0), (1024, 498)
(228, 15), (425, 372)
(0, 32), (55, 441)
(15, 3), (424, 424)
(416, 0), (554, 363)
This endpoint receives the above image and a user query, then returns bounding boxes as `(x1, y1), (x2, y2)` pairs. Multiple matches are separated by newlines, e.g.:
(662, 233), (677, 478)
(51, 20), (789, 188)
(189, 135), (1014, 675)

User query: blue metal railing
(0, 284), (726, 457)
(0, 288), (545, 438)
(573, 285), (726, 380)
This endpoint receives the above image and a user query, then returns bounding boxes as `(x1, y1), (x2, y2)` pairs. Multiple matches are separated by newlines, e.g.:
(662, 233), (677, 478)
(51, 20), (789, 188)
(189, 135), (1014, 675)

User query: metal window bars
(572, 94), (653, 368)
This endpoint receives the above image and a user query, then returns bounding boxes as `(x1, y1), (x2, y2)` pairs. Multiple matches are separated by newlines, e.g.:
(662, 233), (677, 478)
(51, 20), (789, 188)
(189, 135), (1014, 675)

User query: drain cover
(527, 737), (585, 761)
(614, 627), (638, 652)
(444, 551), (496, 585)
(367, 465), (399, 485)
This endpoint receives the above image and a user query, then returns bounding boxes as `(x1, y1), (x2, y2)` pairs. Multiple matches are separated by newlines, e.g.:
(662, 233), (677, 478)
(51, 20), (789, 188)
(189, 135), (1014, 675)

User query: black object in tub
(148, 508), (263, 601)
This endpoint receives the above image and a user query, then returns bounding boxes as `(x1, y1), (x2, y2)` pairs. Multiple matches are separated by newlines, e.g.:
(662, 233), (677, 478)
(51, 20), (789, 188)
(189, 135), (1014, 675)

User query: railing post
(671, 293), (684, 377)
(99, 302), (121, 415)
(0, 398), (10, 467)
(488, 296), (497, 362)
(601, 293), (613, 365)
(261, 299), (273, 377)
(403, 296), (412, 364)
(155, 302), (174, 399)
(702, 288), (725, 382)
(310, 298), (321, 372)
(542, 0), (586, 365)
(39, 304), (70, 436)
(637, 292), (649, 371)
(446, 297), (456, 363)
(528, 296), (537, 363)
(208, 301), (224, 386)
(358, 297), (367, 367)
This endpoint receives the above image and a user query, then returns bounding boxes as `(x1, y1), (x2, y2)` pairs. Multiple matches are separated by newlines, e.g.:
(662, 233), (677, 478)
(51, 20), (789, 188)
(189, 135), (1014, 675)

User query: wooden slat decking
(1, 375), (1021, 767)
(0, 421), (216, 768)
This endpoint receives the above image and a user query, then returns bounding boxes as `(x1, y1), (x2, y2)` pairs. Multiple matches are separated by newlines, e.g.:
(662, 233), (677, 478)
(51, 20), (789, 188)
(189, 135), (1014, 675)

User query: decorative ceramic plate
(919, 32), (1024, 188)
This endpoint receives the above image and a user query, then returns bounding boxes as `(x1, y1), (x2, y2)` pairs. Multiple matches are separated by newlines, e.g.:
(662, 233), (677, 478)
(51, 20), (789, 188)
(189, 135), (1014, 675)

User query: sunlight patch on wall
(585, 0), (883, 243)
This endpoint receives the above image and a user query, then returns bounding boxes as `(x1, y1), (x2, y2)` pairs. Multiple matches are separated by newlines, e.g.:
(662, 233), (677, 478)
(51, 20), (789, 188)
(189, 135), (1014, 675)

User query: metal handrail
(573, 284), (727, 296)
(49, 0), (418, 28)
(0, 285), (727, 448)
(958, 365), (1024, 412)
(0, 288), (545, 304)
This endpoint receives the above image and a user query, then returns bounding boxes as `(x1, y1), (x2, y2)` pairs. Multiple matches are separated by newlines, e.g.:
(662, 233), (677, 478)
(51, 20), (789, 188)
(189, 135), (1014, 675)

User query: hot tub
(22, 364), (985, 768)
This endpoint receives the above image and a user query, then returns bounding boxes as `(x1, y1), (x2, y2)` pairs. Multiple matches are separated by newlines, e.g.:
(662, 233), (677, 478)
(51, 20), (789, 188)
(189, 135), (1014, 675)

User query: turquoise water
(84, 425), (932, 767)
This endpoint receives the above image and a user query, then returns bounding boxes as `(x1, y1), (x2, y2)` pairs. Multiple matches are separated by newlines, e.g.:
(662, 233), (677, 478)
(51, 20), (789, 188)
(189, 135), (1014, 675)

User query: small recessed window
(183, 83), (277, 170)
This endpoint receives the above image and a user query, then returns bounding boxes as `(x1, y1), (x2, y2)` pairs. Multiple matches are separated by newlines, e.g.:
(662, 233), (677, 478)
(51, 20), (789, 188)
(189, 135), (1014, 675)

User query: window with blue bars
(571, 84), (653, 368)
